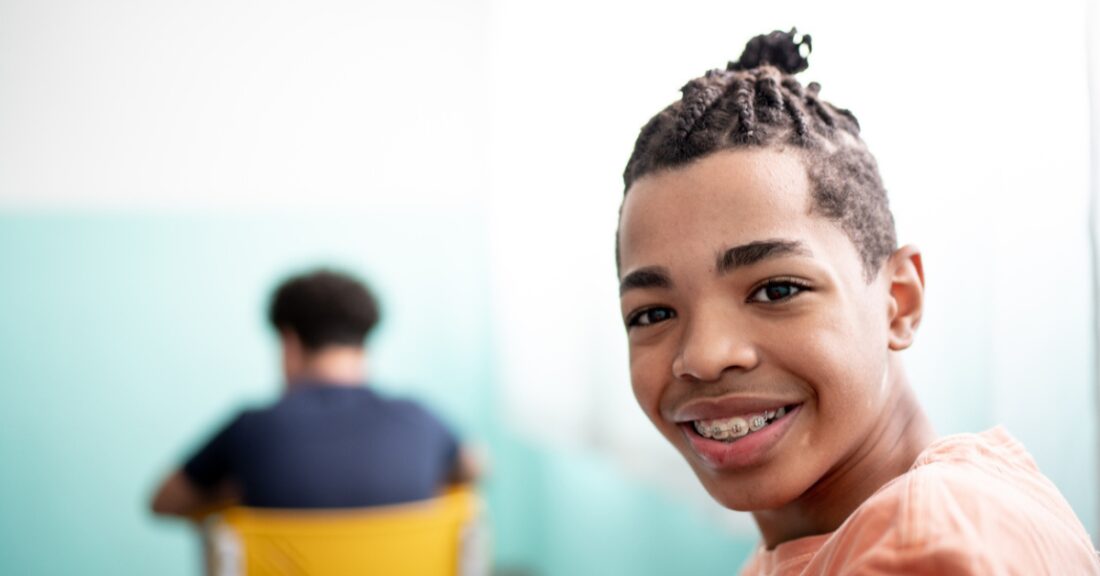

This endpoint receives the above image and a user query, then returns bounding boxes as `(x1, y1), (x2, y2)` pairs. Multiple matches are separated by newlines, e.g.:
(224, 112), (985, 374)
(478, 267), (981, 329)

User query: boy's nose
(672, 312), (759, 383)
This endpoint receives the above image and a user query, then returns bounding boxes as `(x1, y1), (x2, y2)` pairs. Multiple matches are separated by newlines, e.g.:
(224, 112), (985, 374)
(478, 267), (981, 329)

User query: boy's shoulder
(810, 427), (1099, 574)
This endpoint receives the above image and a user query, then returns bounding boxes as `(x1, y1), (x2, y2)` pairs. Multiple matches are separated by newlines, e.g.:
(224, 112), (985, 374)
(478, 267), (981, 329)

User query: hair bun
(727, 28), (812, 74)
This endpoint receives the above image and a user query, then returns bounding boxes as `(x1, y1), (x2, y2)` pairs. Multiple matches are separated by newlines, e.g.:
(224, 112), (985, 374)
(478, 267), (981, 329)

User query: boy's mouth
(692, 405), (797, 442)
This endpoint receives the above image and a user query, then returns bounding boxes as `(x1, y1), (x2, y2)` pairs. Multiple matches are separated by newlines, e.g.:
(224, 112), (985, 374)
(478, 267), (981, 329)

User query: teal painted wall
(0, 212), (755, 575)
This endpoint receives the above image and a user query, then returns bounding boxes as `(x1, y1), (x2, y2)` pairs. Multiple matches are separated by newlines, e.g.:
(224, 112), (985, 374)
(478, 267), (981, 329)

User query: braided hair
(622, 29), (896, 281)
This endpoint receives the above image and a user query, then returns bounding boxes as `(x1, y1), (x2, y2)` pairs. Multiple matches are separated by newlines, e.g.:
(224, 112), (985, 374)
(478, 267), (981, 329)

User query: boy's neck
(751, 355), (936, 549)
(285, 345), (367, 388)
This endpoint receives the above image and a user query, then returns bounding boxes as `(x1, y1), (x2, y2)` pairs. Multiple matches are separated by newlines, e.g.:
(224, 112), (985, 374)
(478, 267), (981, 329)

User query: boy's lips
(670, 395), (801, 423)
(671, 398), (803, 470)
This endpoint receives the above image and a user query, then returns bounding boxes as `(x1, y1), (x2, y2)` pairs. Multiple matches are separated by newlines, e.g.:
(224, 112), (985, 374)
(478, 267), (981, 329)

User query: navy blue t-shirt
(182, 383), (459, 508)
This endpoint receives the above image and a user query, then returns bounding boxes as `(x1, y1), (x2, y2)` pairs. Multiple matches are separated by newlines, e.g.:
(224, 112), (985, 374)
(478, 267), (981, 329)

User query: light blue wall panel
(0, 212), (756, 576)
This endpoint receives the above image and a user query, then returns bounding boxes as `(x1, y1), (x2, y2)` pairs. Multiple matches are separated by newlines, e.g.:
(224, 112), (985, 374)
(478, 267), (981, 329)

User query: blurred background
(1, 0), (1098, 574)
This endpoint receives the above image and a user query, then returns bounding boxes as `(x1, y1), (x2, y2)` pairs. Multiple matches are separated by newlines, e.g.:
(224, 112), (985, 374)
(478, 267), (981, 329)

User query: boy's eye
(749, 281), (805, 303)
(628, 307), (676, 327)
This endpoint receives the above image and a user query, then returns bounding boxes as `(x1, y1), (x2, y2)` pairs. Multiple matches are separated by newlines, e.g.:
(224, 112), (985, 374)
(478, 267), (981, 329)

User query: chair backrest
(204, 487), (483, 576)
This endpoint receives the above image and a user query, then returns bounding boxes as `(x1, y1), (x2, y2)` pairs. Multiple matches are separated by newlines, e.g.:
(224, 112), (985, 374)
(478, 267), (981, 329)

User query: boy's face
(617, 149), (895, 511)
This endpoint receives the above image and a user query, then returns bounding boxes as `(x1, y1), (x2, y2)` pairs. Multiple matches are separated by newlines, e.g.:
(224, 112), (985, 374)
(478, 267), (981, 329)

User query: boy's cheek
(628, 371), (660, 419)
(629, 356), (670, 424)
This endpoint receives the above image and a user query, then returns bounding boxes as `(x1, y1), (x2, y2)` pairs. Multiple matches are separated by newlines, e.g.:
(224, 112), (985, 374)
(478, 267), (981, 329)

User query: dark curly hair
(621, 29), (896, 281)
(269, 269), (380, 350)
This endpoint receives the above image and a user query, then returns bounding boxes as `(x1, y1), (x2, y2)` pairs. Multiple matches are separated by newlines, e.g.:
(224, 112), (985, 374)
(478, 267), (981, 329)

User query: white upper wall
(0, 0), (490, 211)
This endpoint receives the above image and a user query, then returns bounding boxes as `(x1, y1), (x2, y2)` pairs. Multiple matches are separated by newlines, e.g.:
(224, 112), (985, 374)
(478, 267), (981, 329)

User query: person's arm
(447, 445), (484, 485)
(151, 414), (242, 519)
(150, 469), (238, 519)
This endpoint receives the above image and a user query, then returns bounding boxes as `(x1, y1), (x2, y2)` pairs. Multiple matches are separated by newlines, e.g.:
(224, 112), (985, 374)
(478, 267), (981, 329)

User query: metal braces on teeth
(694, 406), (789, 441)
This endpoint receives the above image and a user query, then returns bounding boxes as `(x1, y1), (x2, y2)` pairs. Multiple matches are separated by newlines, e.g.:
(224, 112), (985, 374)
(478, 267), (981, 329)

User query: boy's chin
(691, 466), (801, 512)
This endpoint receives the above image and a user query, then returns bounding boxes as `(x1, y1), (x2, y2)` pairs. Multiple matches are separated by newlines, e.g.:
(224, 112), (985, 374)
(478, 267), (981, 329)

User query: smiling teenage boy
(616, 30), (1100, 574)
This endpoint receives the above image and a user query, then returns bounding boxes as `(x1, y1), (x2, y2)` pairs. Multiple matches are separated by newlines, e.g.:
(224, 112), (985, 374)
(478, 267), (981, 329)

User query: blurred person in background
(150, 268), (478, 517)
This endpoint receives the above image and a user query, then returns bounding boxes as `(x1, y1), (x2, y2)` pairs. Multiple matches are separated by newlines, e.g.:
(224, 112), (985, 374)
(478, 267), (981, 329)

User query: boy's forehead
(619, 149), (821, 269)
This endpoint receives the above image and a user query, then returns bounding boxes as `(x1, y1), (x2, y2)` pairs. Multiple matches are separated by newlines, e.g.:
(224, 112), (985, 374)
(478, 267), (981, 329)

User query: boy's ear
(885, 245), (924, 351)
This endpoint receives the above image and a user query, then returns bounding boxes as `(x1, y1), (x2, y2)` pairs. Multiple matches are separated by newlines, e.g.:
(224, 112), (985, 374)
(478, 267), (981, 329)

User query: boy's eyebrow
(619, 266), (672, 295)
(717, 239), (810, 274)
(619, 240), (808, 295)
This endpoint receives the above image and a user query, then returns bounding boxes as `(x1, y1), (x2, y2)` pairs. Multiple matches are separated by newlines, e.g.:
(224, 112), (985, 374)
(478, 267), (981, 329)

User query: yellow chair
(203, 487), (486, 576)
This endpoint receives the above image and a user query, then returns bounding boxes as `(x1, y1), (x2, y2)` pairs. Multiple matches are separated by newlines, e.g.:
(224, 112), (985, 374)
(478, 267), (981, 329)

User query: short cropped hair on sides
(621, 29), (896, 281)
(268, 269), (381, 350)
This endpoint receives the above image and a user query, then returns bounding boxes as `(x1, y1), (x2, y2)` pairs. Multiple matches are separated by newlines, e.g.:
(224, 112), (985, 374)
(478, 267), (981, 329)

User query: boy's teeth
(724, 417), (748, 438)
(693, 407), (788, 442)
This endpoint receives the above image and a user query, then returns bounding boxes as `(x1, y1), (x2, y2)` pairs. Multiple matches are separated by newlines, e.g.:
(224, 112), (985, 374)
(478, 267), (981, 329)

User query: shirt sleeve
(412, 401), (461, 479)
(842, 541), (993, 575)
(440, 419), (460, 473)
(822, 457), (1099, 575)
(181, 414), (243, 491)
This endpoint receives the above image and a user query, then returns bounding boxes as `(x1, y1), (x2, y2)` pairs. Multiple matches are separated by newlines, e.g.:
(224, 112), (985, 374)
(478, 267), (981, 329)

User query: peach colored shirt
(741, 427), (1100, 575)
